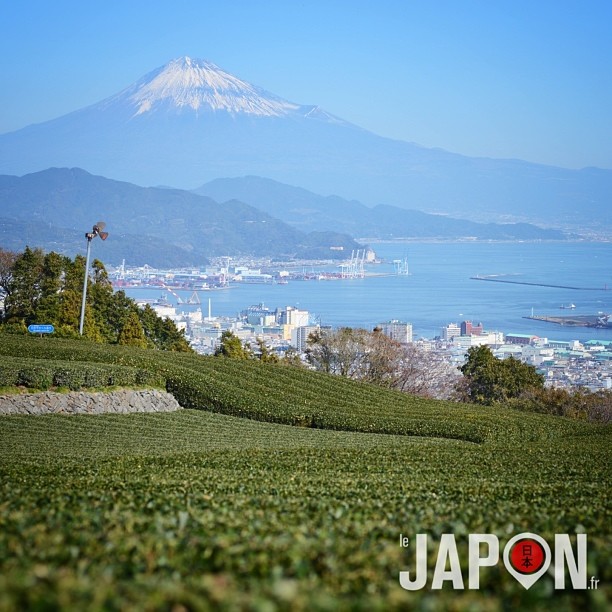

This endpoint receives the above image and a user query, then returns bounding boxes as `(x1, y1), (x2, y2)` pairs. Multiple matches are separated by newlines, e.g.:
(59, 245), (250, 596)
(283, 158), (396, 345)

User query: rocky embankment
(0, 389), (182, 416)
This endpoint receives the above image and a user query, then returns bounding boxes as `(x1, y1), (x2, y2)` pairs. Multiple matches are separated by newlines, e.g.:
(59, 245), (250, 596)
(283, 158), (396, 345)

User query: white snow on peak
(127, 56), (300, 117)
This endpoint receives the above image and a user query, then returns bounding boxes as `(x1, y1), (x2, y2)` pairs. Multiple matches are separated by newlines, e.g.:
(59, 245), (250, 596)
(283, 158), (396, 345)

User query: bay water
(126, 241), (612, 343)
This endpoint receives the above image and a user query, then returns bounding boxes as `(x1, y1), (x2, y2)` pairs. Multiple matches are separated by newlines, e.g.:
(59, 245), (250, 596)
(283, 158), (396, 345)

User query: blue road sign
(27, 324), (55, 334)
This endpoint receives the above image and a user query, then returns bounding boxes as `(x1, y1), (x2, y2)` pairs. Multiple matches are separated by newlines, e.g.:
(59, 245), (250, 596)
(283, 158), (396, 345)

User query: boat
(560, 303), (576, 310)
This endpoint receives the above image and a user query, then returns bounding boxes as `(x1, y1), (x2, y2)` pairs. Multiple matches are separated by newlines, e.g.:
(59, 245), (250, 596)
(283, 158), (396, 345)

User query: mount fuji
(116, 56), (322, 119)
(0, 56), (610, 228)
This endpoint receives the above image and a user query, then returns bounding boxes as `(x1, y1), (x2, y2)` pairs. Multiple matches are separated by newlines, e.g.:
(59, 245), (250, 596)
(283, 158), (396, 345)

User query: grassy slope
(0, 335), (610, 610)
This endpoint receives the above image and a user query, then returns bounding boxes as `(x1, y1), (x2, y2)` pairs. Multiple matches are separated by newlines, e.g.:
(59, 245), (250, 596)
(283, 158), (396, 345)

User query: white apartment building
(291, 325), (320, 352)
(452, 332), (504, 349)
(379, 320), (413, 344)
(277, 306), (310, 327)
(441, 323), (461, 341)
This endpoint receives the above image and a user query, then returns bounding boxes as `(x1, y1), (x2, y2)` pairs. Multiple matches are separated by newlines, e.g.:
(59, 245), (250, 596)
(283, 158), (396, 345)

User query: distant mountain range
(194, 176), (567, 240)
(0, 168), (362, 266)
(0, 56), (610, 229)
(0, 168), (567, 267)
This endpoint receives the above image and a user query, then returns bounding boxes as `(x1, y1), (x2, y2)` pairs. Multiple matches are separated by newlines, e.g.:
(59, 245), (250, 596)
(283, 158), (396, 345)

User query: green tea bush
(0, 363), (22, 387)
(0, 355), (164, 391)
(53, 366), (85, 390)
(17, 364), (54, 389)
(0, 410), (609, 611)
(0, 335), (610, 610)
(0, 335), (600, 444)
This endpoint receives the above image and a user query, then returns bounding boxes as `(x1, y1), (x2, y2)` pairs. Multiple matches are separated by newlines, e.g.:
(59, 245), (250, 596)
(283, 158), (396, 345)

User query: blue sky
(1, 0), (610, 169)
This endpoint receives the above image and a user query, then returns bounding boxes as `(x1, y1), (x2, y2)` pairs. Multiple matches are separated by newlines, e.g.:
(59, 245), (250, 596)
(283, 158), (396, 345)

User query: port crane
(340, 249), (366, 279)
(393, 256), (410, 275)
(162, 286), (201, 305)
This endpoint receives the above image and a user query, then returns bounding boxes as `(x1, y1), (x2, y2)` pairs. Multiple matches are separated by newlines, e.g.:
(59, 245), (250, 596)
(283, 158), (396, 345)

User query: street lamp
(79, 221), (109, 335)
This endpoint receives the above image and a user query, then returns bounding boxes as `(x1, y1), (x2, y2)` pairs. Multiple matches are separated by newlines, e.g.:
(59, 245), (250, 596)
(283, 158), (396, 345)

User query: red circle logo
(509, 538), (546, 574)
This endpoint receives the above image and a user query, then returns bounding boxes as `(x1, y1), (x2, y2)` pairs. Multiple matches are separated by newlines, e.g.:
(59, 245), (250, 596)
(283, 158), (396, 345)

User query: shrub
(507, 386), (612, 424)
(17, 366), (54, 389)
(0, 363), (21, 387)
(0, 355), (165, 392)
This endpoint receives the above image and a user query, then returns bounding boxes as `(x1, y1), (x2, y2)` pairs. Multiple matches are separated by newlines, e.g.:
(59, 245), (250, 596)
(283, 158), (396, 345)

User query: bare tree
(0, 248), (18, 319)
(0, 248), (17, 295)
(394, 343), (461, 399)
(307, 327), (459, 399)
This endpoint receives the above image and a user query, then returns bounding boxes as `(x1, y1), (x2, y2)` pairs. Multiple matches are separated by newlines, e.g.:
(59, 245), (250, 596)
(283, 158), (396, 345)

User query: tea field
(0, 336), (610, 610)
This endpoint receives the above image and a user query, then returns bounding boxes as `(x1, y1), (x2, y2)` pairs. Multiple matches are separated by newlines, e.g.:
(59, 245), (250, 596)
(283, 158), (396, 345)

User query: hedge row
(0, 335), (598, 444)
(0, 357), (165, 391)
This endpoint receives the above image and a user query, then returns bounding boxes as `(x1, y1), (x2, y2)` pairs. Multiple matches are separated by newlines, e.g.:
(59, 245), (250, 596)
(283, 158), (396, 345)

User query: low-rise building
(452, 331), (504, 349)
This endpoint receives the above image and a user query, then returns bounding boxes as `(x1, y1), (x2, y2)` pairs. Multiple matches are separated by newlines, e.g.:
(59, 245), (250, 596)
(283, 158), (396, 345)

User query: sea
(125, 241), (612, 343)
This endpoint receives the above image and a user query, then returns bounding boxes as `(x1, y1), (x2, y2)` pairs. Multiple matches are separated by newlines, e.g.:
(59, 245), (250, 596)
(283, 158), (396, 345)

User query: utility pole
(79, 221), (109, 335)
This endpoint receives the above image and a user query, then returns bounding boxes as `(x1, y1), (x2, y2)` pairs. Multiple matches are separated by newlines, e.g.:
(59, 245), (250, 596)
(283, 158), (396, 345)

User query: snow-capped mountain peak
(120, 56), (300, 117)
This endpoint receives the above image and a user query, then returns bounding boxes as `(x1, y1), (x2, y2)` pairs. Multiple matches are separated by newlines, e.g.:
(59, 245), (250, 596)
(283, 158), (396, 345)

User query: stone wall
(0, 389), (182, 416)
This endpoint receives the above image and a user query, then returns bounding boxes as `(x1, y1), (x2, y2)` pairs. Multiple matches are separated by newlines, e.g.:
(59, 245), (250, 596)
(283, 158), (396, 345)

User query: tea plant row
(0, 408), (609, 610)
(0, 335), (593, 444)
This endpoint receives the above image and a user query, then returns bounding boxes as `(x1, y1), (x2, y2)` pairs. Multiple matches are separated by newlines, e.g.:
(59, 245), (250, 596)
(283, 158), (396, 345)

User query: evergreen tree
(157, 317), (192, 352)
(55, 255), (86, 336)
(88, 259), (118, 342)
(106, 291), (140, 343)
(55, 289), (83, 337)
(215, 330), (252, 359)
(255, 337), (279, 363)
(117, 311), (148, 347)
(4, 247), (44, 324)
(459, 345), (544, 405)
(36, 252), (68, 326)
(137, 304), (192, 352)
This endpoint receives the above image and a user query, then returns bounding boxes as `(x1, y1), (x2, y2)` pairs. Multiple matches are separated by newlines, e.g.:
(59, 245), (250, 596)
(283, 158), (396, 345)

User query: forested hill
(0, 168), (361, 265)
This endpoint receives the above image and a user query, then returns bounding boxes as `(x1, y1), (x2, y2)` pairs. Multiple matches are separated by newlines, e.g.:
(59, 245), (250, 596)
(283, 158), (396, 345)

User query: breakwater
(523, 314), (608, 328)
(471, 276), (608, 291)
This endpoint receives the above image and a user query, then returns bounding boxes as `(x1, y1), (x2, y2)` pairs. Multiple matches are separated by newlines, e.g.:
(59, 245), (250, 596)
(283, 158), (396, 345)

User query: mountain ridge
(0, 167), (362, 265)
(194, 175), (568, 241)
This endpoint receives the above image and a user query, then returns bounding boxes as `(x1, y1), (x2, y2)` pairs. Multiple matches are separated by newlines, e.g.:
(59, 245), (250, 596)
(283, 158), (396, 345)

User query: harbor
(525, 313), (612, 328)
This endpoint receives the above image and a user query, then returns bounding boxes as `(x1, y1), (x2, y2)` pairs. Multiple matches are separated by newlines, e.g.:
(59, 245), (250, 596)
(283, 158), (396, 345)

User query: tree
(0, 248), (18, 320)
(506, 386), (612, 423)
(137, 304), (192, 352)
(254, 337), (279, 363)
(306, 327), (460, 398)
(393, 343), (461, 399)
(215, 330), (252, 359)
(4, 246), (44, 324)
(0, 247), (193, 352)
(54, 254), (87, 337)
(36, 252), (68, 326)
(305, 329), (336, 374)
(459, 345), (544, 405)
(282, 346), (303, 367)
(117, 311), (148, 348)
(87, 258), (117, 341)
(306, 327), (369, 378)
(156, 317), (192, 352)
(307, 327), (403, 386)
(55, 288), (83, 337)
